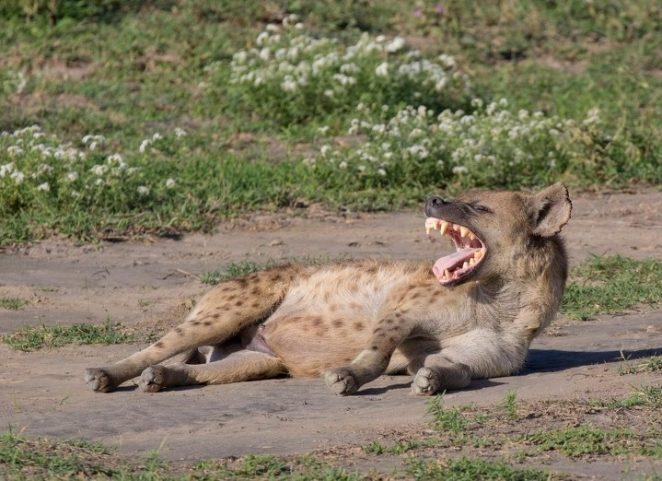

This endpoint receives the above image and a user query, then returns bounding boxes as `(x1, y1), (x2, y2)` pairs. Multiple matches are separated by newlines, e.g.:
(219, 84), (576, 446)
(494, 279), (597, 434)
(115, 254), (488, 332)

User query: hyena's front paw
(138, 365), (169, 393)
(324, 367), (359, 395)
(84, 368), (114, 393)
(412, 367), (442, 396)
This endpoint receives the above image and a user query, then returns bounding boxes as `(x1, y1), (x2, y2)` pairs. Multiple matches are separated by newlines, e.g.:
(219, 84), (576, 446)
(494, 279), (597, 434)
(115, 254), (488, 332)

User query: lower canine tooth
(462, 261), (469, 270)
(444, 269), (450, 278)
(468, 232), (476, 241)
(459, 226), (469, 237)
(469, 258), (475, 266)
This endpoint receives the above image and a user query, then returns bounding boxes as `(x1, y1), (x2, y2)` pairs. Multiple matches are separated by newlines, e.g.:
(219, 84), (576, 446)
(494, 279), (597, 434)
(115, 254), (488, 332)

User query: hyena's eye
(469, 202), (493, 214)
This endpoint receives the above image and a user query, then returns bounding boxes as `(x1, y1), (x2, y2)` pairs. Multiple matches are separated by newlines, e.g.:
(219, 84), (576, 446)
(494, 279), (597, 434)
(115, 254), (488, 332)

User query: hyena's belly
(258, 266), (405, 377)
(259, 313), (373, 377)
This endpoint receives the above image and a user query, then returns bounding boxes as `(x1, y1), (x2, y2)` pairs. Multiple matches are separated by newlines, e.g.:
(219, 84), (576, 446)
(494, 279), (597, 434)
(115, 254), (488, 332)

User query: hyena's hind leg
(85, 265), (303, 392)
(138, 344), (285, 392)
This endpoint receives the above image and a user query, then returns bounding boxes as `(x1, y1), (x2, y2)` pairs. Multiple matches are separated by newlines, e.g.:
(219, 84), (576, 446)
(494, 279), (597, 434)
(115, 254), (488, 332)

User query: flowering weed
(223, 15), (469, 124)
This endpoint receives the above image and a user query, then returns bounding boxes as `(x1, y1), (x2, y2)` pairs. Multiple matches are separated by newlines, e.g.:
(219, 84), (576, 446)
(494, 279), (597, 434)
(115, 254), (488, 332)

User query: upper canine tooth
(459, 226), (469, 238)
(469, 258), (476, 266)
(462, 261), (469, 270)
(439, 221), (449, 235)
(468, 232), (476, 241)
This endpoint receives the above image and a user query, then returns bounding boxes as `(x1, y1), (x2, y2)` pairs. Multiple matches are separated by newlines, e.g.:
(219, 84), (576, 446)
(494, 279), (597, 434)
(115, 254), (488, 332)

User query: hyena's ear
(530, 183), (572, 237)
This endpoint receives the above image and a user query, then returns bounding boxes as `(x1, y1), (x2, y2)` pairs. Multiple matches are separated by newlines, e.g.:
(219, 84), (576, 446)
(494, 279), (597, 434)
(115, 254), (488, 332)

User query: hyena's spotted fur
(86, 183), (571, 396)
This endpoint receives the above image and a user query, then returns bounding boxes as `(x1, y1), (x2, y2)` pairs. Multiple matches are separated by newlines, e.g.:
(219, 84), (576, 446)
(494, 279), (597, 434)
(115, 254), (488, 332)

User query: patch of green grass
(407, 457), (550, 481)
(0, 432), (369, 481)
(0, 297), (27, 310)
(599, 386), (662, 410)
(363, 437), (440, 455)
(619, 355), (662, 375)
(427, 393), (468, 434)
(502, 391), (519, 420)
(2, 320), (135, 351)
(200, 260), (277, 285)
(563, 255), (662, 320)
(523, 425), (653, 458)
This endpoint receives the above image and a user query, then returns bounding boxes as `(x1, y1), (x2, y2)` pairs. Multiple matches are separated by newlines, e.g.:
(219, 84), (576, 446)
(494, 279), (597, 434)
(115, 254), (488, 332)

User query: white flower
(339, 161), (348, 169)
(137, 186), (150, 195)
(452, 165), (468, 174)
(375, 62), (389, 77)
(281, 77), (298, 92)
(139, 139), (151, 153)
(320, 145), (331, 156)
(152, 133), (163, 141)
(0, 162), (14, 177)
(174, 127), (187, 138)
(7, 145), (23, 156)
(11, 171), (25, 184)
(377, 168), (386, 176)
(385, 36), (405, 53)
(91, 164), (108, 176)
(37, 182), (50, 192)
(107, 153), (123, 163)
(66, 171), (79, 182)
(165, 178), (176, 189)
(317, 126), (330, 135)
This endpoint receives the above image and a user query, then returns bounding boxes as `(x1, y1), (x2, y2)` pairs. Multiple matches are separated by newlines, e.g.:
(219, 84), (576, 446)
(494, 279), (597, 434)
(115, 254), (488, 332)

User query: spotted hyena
(86, 183), (571, 395)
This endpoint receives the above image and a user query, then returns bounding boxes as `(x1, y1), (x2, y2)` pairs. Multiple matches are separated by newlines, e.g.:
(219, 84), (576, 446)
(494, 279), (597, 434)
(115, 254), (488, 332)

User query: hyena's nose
(426, 196), (448, 215)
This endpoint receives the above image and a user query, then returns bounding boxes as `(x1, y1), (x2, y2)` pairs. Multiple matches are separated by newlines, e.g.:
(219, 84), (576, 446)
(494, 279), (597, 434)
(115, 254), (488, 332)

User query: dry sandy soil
(1, 189), (661, 479)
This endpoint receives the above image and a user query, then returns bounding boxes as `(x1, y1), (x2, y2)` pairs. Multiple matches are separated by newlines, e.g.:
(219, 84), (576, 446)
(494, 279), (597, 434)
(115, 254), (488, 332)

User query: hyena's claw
(138, 365), (167, 393)
(412, 367), (441, 396)
(323, 368), (359, 395)
(85, 368), (114, 393)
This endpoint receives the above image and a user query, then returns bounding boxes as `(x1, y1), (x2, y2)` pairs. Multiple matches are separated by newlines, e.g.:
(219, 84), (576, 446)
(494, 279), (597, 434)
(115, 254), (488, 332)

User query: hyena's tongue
(432, 248), (479, 282)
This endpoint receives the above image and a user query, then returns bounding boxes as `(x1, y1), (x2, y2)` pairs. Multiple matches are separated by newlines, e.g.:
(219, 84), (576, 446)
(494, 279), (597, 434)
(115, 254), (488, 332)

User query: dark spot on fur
(366, 266), (378, 274)
(155, 341), (164, 349)
(411, 292), (421, 299)
(332, 319), (343, 328)
(191, 320), (200, 326)
(204, 321), (212, 326)
(252, 301), (260, 308)
(213, 313), (220, 319)
(371, 345), (379, 351)
(236, 278), (248, 288)
(175, 327), (184, 336)
(227, 294), (236, 301)
(222, 286), (232, 292)
(388, 336), (396, 343)
(251, 286), (261, 295)
(386, 318), (394, 324)
(271, 273), (282, 282)
(312, 318), (323, 327)
(235, 300), (243, 307)
(353, 321), (364, 330)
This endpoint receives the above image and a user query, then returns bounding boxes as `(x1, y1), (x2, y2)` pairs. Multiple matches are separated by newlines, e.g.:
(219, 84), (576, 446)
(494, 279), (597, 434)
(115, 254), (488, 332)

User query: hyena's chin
(425, 217), (487, 286)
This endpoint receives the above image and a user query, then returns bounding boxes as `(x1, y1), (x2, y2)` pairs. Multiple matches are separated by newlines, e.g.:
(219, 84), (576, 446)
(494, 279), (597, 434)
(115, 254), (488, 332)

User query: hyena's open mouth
(425, 217), (487, 285)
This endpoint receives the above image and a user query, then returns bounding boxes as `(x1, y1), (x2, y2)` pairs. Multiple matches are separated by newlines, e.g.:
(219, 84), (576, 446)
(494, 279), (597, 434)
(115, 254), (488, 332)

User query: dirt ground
(1, 189), (661, 479)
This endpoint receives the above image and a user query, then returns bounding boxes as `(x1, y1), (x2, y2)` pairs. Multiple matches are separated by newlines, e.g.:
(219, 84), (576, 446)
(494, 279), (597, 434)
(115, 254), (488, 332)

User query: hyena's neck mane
(473, 235), (568, 341)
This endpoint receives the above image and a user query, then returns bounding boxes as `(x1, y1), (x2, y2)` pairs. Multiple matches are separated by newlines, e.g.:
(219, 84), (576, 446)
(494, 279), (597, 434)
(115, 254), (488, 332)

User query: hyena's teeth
(468, 232), (476, 241)
(444, 269), (451, 279)
(462, 261), (469, 270)
(459, 226), (469, 238)
(469, 258), (476, 267)
(440, 221), (449, 235)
